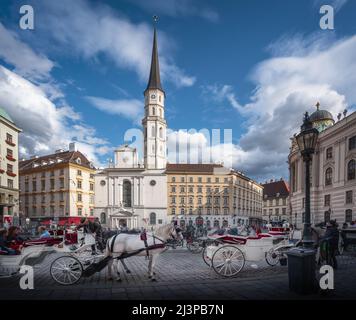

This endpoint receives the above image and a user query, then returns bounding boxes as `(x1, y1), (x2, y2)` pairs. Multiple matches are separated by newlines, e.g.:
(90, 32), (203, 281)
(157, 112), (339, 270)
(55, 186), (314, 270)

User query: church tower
(142, 26), (167, 170)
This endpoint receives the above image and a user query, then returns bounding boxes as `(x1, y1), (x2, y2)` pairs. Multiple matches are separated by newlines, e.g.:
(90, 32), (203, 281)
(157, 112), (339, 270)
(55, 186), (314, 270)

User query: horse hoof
(151, 278), (157, 282)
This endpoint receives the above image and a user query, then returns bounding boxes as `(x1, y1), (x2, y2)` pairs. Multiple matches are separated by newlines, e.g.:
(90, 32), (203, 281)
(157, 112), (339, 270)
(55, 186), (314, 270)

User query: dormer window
(76, 157), (81, 164)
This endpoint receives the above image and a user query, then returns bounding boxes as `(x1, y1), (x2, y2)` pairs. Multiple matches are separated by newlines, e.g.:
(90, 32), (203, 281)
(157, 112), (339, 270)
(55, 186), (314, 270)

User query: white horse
(105, 223), (182, 281)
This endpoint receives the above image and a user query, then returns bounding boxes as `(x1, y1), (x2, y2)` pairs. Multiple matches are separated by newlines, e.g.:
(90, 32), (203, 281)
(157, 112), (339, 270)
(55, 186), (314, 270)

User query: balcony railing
(6, 155), (16, 162)
(5, 139), (15, 147)
(6, 171), (16, 177)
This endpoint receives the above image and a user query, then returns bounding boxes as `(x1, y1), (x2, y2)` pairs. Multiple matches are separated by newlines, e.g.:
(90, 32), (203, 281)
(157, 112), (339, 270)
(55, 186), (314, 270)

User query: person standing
(77, 218), (101, 255)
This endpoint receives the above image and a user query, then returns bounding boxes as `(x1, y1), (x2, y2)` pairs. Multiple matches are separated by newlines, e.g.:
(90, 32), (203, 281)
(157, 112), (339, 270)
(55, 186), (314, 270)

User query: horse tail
(106, 234), (118, 257)
(106, 237), (111, 255)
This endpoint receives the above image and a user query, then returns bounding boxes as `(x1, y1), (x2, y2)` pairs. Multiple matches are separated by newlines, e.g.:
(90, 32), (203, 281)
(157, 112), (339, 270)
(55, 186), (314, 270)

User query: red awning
(38, 216), (96, 226)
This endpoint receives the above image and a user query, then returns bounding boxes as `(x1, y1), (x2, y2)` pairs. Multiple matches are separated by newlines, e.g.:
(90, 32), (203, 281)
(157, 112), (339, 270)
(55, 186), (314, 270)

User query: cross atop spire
(145, 16), (164, 94)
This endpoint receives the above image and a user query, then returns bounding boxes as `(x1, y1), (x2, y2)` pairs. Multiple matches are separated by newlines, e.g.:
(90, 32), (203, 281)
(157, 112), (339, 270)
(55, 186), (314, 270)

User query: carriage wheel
(202, 246), (211, 267)
(265, 248), (281, 266)
(211, 245), (245, 277)
(50, 256), (83, 285)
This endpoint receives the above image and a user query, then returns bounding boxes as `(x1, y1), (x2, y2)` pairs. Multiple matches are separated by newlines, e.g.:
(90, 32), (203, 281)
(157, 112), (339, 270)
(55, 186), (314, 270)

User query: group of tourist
(0, 224), (53, 255)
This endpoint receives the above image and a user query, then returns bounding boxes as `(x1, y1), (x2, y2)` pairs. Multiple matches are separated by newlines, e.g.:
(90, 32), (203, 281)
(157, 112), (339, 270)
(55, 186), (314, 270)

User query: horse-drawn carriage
(1, 223), (183, 285)
(202, 228), (299, 277)
(0, 228), (103, 284)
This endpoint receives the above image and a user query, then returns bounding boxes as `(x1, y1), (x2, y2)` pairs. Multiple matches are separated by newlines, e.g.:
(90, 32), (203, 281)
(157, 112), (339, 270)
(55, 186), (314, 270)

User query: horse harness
(108, 231), (166, 260)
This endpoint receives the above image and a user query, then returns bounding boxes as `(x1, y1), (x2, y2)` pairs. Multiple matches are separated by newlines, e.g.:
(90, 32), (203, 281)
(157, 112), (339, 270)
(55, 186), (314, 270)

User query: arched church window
(123, 180), (132, 207)
(325, 168), (333, 186)
(151, 126), (155, 137)
(152, 107), (156, 116)
(159, 108), (162, 117)
(150, 212), (156, 225)
(100, 212), (106, 224)
(348, 159), (355, 180)
(159, 127), (163, 138)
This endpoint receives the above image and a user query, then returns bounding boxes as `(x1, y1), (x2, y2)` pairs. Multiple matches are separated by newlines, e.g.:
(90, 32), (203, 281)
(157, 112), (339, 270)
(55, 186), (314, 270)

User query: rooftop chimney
(69, 142), (76, 152)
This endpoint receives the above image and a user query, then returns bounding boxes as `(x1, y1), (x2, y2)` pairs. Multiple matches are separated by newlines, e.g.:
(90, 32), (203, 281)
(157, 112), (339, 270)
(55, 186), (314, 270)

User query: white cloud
(0, 22), (54, 80)
(32, 0), (196, 88)
(0, 66), (109, 166)
(86, 96), (143, 124)
(202, 35), (356, 181)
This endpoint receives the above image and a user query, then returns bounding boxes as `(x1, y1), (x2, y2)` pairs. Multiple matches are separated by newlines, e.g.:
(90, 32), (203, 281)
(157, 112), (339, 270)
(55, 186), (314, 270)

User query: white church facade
(94, 28), (168, 229)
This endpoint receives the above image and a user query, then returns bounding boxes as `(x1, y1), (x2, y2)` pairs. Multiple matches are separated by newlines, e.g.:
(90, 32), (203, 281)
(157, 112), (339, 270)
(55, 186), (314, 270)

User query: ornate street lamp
(295, 112), (319, 248)
(287, 111), (319, 295)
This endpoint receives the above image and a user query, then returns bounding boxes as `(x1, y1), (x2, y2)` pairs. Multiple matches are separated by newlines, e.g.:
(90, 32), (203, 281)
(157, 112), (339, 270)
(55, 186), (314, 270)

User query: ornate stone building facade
(289, 106), (356, 227)
(19, 144), (95, 225)
(0, 108), (21, 227)
(261, 179), (290, 223)
(166, 164), (263, 228)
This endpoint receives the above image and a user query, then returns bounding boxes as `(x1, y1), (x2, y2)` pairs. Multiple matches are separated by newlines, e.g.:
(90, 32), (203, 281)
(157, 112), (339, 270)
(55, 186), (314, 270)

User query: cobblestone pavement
(1, 249), (356, 300)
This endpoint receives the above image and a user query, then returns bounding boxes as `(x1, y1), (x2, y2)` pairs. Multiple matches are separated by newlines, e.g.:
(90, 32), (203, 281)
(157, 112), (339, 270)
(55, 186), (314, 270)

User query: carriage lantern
(287, 111), (319, 295)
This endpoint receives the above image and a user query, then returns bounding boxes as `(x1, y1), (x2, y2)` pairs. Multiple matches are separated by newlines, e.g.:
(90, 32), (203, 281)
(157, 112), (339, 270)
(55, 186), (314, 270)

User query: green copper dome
(310, 102), (335, 133)
(0, 107), (14, 123)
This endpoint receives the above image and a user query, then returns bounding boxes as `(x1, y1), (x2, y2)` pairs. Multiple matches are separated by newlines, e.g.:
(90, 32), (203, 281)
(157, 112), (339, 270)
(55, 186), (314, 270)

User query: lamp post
(295, 112), (319, 247)
(287, 112), (319, 294)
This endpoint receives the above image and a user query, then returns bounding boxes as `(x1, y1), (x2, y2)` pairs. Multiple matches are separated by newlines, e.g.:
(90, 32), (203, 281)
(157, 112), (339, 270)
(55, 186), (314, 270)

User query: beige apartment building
(19, 144), (96, 225)
(262, 179), (290, 223)
(166, 164), (263, 228)
(0, 108), (22, 227)
(289, 106), (356, 227)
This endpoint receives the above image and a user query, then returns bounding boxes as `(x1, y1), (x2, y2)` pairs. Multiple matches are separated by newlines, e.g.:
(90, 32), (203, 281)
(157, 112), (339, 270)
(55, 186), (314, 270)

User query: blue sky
(0, 0), (356, 182)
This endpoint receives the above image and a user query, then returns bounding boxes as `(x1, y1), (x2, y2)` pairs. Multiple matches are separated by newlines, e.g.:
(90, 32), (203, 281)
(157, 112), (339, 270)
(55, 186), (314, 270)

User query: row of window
(323, 210), (353, 223)
(170, 196), (260, 206)
(264, 198), (287, 206)
(170, 207), (261, 215)
(326, 136), (356, 160)
(263, 208), (287, 216)
(25, 207), (94, 217)
(171, 208), (231, 215)
(324, 190), (354, 207)
(24, 170), (94, 179)
(325, 160), (355, 186)
(170, 186), (262, 200)
(171, 176), (231, 183)
(23, 193), (94, 204)
(24, 179), (94, 192)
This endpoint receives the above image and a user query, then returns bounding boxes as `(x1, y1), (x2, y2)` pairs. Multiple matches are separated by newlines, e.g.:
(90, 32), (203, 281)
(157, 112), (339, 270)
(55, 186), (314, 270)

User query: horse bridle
(151, 225), (181, 244)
